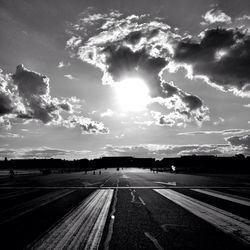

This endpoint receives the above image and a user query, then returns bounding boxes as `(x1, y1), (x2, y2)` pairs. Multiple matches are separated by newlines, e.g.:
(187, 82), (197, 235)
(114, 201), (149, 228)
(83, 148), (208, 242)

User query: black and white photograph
(0, 0), (250, 249)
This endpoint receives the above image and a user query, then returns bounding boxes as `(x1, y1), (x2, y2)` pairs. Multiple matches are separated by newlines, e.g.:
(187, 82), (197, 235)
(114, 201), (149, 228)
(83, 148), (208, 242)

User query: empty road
(0, 168), (250, 250)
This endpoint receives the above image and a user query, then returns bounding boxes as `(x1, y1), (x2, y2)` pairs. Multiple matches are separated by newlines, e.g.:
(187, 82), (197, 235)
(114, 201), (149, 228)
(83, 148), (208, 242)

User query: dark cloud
(12, 65), (64, 124)
(103, 45), (167, 97)
(58, 102), (72, 112)
(0, 69), (16, 129)
(0, 94), (14, 116)
(125, 30), (143, 45)
(182, 95), (202, 111)
(151, 111), (181, 127)
(0, 66), (109, 134)
(174, 28), (250, 97)
(158, 115), (175, 127)
(68, 12), (209, 126)
(79, 121), (109, 134)
(161, 81), (178, 97)
(227, 134), (250, 153)
(12, 65), (49, 98)
(0, 69), (14, 116)
(73, 12), (250, 101)
(151, 81), (209, 126)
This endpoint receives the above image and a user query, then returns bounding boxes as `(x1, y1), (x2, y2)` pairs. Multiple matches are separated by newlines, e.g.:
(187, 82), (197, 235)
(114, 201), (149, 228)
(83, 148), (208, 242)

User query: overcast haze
(0, 0), (250, 159)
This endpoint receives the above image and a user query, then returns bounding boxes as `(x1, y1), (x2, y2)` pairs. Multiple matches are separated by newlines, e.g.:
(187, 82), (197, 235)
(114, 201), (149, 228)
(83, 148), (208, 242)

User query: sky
(0, 0), (250, 159)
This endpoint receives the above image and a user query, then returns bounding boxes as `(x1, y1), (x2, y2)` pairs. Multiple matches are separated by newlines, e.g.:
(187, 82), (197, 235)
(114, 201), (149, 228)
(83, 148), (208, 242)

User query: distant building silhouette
(0, 155), (249, 173)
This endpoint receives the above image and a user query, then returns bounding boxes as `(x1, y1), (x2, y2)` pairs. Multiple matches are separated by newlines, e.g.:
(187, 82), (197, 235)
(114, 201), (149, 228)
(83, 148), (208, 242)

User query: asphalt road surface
(0, 168), (250, 250)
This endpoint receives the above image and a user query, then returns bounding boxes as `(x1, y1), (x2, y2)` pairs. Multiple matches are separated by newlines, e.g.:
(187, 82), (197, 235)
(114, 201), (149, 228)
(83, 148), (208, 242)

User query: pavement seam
(144, 232), (164, 250)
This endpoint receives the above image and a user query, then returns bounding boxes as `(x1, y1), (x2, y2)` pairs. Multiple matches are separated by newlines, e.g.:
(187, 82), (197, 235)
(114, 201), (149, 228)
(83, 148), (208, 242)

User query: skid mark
(144, 232), (164, 250)
(138, 196), (146, 206)
(129, 189), (146, 206)
(130, 189), (136, 203)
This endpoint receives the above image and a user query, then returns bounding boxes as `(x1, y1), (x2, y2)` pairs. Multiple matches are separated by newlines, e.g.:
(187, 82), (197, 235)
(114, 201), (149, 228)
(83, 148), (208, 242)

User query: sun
(114, 77), (150, 112)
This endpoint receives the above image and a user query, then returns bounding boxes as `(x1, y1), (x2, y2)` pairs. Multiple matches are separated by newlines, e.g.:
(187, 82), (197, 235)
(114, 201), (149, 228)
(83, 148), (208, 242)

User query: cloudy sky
(0, 0), (250, 159)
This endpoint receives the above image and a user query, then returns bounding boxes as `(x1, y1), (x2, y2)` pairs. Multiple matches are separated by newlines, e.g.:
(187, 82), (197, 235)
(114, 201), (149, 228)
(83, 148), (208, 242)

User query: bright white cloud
(101, 109), (114, 117)
(202, 9), (232, 25)
(64, 74), (79, 80)
(0, 133), (23, 138)
(63, 115), (109, 134)
(58, 61), (71, 68)
(213, 117), (225, 126)
(103, 142), (242, 158)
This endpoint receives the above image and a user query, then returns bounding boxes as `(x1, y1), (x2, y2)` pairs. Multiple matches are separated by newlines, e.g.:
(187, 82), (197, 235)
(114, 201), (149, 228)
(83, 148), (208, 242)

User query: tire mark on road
(144, 232), (164, 250)
(108, 189), (167, 250)
(138, 196), (146, 206)
(130, 189), (136, 203)
(129, 189), (146, 206)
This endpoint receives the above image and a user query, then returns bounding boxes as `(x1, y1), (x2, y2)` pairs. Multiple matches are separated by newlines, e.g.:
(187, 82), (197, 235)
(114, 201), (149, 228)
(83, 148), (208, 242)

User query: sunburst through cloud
(114, 77), (150, 112)
(1, 1), (250, 249)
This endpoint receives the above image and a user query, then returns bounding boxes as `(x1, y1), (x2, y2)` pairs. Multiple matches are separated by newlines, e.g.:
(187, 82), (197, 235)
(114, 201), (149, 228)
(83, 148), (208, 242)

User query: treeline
(0, 155), (250, 173)
(157, 154), (250, 173)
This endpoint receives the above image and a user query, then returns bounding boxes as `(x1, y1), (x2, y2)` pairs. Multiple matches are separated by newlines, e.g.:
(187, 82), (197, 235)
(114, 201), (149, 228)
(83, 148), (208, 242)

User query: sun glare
(215, 49), (228, 61)
(114, 77), (150, 112)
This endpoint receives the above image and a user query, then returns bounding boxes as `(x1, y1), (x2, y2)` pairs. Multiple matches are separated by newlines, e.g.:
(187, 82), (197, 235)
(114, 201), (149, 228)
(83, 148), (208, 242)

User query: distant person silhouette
(9, 169), (14, 179)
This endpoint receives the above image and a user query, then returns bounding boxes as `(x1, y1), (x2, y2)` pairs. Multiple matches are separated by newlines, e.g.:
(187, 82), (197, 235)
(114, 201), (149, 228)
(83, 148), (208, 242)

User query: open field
(0, 168), (250, 249)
